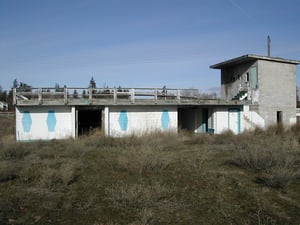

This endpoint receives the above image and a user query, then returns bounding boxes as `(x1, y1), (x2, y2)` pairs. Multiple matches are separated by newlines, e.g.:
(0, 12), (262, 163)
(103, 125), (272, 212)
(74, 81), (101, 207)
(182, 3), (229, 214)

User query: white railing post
(13, 88), (16, 105)
(38, 88), (43, 105)
(131, 88), (135, 103)
(64, 86), (68, 105)
(177, 89), (181, 103)
(154, 88), (158, 103)
(89, 88), (93, 104)
(113, 88), (117, 104)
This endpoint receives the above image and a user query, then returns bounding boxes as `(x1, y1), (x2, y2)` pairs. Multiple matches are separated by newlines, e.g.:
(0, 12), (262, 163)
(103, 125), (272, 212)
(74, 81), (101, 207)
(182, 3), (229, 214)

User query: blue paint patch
(161, 110), (170, 130)
(46, 110), (57, 132)
(22, 111), (32, 133)
(119, 110), (128, 131)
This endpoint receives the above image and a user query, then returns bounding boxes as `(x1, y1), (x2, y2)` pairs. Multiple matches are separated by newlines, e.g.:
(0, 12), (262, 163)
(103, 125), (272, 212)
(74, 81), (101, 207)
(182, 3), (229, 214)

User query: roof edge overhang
(210, 54), (300, 69)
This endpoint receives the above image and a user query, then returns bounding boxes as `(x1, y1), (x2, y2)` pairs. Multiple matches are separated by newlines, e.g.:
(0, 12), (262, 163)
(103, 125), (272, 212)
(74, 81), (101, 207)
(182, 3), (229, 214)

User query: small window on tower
(246, 72), (249, 82)
(232, 75), (237, 82)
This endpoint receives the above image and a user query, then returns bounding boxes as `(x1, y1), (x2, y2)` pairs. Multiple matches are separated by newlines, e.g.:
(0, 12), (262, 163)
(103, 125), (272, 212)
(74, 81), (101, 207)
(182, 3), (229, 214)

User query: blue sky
(1, 0), (300, 93)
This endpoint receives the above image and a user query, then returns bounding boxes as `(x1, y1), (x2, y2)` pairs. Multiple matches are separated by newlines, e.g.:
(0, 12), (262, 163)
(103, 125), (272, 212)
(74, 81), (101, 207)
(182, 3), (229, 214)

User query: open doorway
(77, 108), (102, 136)
(202, 108), (208, 133)
(277, 111), (283, 125)
(178, 107), (202, 133)
(228, 108), (241, 134)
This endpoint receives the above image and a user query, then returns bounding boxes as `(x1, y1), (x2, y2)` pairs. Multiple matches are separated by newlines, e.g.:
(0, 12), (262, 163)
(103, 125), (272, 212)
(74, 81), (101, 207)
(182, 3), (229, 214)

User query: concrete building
(13, 54), (300, 141)
(211, 54), (300, 127)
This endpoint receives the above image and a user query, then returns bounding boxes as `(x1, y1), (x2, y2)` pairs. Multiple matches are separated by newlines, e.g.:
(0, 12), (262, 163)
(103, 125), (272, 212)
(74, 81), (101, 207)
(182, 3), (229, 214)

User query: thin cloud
(228, 0), (252, 19)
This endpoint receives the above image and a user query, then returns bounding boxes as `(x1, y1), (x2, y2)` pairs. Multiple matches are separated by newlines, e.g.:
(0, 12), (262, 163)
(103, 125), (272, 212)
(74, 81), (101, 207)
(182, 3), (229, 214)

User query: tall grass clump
(105, 182), (179, 224)
(231, 125), (300, 189)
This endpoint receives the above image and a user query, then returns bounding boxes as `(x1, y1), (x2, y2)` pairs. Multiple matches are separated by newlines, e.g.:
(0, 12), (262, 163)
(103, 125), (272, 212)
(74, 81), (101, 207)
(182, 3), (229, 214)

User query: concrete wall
(107, 106), (177, 137)
(242, 105), (265, 130)
(16, 106), (75, 141)
(213, 106), (242, 134)
(257, 60), (297, 126)
(221, 61), (256, 100)
(15, 104), (251, 140)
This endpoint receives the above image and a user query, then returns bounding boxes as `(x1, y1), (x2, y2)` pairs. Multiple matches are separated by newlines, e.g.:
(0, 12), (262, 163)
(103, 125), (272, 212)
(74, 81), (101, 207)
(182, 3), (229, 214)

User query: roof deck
(13, 87), (243, 106)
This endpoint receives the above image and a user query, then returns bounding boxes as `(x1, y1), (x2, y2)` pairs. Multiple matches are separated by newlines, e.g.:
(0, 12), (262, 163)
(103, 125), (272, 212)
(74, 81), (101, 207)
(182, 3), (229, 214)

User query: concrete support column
(131, 89), (135, 104)
(64, 87), (68, 105)
(89, 88), (92, 105)
(71, 107), (76, 138)
(38, 89), (43, 105)
(113, 88), (117, 104)
(104, 107), (110, 136)
(13, 88), (16, 105)
(177, 89), (181, 103)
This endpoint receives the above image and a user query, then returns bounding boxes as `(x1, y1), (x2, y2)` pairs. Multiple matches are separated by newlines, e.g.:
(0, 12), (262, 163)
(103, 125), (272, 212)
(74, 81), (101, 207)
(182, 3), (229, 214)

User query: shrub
(255, 157), (300, 189)
(231, 130), (300, 189)
(0, 161), (18, 183)
(105, 182), (178, 224)
(231, 145), (276, 171)
(212, 130), (237, 145)
(106, 147), (171, 175)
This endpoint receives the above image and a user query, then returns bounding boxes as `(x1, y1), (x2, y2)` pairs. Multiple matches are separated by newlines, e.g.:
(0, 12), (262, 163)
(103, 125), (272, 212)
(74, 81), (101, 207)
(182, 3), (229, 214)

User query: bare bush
(105, 147), (171, 175)
(232, 146), (276, 171)
(231, 128), (300, 189)
(255, 157), (300, 189)
(0, 160), (18, 183)
(105, 182), (178, 224)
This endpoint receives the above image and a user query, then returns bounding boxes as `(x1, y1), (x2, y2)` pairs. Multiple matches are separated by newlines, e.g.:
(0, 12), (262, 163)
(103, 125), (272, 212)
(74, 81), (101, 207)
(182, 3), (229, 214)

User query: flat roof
(210, 54), (300, 69)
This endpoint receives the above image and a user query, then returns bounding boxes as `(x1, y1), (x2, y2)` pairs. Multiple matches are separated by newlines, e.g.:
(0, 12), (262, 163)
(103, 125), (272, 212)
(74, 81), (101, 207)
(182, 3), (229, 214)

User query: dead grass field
(0, 116), (300, 225)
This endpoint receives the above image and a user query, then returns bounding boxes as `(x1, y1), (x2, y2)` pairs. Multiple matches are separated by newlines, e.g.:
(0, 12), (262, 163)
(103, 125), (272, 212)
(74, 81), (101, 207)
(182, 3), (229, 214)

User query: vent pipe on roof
(267, 35), (271, 57)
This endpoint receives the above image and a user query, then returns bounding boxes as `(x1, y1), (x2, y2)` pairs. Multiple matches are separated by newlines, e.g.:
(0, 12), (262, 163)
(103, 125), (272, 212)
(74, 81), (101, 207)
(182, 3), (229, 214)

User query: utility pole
(267, 35), (271, 57)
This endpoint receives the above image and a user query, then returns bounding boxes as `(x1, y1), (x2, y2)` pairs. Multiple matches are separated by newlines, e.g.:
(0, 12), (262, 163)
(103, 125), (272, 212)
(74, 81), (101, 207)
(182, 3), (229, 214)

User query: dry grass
(230, 125), (300, 190)
(0, 116), (300, 224)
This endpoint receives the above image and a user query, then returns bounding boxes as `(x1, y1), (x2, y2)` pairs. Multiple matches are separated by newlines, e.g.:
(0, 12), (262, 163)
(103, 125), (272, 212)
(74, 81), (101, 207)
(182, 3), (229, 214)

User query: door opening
(178, 107), (204, 133)
(228, 108), (240, 134)
(77, 109), (102, 135)
(277, 111), (283, 125)
(202, 109), (208, 133)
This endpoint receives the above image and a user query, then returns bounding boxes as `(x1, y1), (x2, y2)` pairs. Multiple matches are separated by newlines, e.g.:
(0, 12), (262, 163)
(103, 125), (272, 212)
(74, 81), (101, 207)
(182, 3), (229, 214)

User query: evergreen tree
(73, 89), (78, 98)
(19, 82), (32, 92)
(13, 79), (19, 89)
(0, 85), (7, 102)
(55, 83), (61, 92)
(89, 77), (96, 89)
(89, 77), (97, 94)
(82, 90), (87, 98)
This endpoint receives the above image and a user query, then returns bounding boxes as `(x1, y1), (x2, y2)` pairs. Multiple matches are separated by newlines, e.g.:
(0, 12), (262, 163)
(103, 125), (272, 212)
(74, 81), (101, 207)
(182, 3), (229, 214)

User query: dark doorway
(77, 109), (102, 135)
(202, 108), (208, 133)
(178, 107), (202, 132)
(277, 111), (283, 125)
(178, 108), (194, 131)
